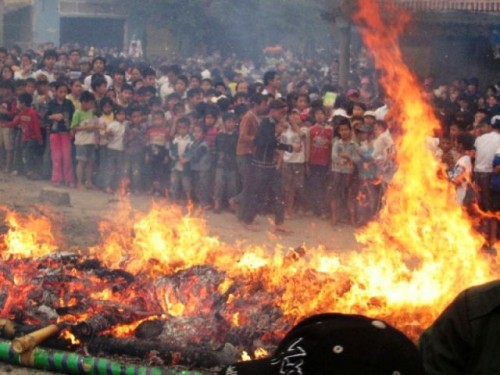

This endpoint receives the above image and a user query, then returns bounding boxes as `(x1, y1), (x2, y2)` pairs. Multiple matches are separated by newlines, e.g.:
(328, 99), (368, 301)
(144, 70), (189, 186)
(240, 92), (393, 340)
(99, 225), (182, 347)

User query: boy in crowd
(104, 106), (127, 194)
(7, 93), (43, 179)
(189, 123), (212, 208)
(308, 106), (333, 218)
(95, 97), (114, 189)
(214, 112), (239, 213)
(169, 116), (193, 203)
(35, 49), (57, 82)
(122, 106), (146, 195)
(117, 83), (134, 108)
(280, 108), (308, 218)
(71, 91), (98, 190)
(145, 110), (170, 197)
(329, 118), (360, 226)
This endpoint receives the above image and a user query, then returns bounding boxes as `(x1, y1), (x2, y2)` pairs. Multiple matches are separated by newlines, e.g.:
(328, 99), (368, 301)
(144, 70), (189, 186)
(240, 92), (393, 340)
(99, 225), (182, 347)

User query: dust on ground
(0, 172), (360, 253)
(0, 171), (360, 374)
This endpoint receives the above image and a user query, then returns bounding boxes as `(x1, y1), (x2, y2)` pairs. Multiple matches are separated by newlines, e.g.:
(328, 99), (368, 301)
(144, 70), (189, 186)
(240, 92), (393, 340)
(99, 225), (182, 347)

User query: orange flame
(0, 208), (58, 259)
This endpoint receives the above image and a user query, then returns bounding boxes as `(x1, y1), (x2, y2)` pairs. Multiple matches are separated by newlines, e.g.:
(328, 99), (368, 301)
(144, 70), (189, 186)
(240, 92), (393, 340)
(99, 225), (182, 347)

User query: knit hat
(220, 313), (424, 375)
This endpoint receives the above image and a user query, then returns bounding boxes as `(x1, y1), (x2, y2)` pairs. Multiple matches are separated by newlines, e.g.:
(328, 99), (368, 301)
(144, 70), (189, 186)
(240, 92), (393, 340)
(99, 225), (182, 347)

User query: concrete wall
(3, 5), (32, 48)
(33, 0), (60, 46)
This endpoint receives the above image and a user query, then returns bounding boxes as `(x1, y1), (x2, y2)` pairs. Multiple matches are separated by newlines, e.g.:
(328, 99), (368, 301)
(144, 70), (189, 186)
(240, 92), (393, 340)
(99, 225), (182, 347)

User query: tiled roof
(396, 0), (500, 12)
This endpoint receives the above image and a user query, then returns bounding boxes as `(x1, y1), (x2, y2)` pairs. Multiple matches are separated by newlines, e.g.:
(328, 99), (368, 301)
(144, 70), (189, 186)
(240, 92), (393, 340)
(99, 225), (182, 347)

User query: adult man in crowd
(238, 99), (300, 232)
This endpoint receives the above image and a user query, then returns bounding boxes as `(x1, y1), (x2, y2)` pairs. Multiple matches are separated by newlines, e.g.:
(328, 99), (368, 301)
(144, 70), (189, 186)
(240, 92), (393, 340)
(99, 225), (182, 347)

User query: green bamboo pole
(0, 339), (204, 375)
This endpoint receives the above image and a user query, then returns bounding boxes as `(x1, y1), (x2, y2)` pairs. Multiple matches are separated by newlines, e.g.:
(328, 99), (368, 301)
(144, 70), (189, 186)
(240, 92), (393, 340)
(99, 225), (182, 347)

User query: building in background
(395, 0), (500, 83)
(3, 0), (128, 51)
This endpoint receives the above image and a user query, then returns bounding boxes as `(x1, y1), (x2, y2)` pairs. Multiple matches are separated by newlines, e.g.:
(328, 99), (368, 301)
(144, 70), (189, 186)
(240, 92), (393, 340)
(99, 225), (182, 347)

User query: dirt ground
(0, 171), (359, 374)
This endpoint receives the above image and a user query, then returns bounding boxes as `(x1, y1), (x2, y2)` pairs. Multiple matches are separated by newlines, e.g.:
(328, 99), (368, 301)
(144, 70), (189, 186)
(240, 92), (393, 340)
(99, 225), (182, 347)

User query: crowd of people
(0, 43), (499, 375)
(0, 44), (499, 235)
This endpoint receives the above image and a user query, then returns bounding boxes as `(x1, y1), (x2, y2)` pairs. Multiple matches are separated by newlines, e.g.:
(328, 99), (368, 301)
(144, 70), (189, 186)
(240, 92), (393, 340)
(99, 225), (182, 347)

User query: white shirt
(261, 88), (282, 99)
(106, 121), (127, 151)
(83, 74), (113, 92)
(14, 71), (35, 80)
(34, 69), (56, 82)
(160, 81), (175, 100)
(474, 131), (500, 173)
(74, 118), (97, 146)
(172, 135), (192, 171)
(281, 125), (306, 163)
(374, 104), (388, 121)
(373, 129), (393, 162)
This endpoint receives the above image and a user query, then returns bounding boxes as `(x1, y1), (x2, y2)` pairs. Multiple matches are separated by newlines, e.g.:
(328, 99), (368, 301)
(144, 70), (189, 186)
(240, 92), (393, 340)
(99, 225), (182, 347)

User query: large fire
(0, 0), (498, 367)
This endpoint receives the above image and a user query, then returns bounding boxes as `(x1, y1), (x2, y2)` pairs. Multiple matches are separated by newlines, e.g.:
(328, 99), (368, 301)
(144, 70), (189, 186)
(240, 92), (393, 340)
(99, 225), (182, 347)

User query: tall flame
(352, 0), (492, 310)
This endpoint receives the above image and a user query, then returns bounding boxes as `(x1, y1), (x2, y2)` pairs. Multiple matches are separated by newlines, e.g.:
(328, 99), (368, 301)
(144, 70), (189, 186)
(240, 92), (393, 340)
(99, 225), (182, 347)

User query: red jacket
(7, 107), (43, 143)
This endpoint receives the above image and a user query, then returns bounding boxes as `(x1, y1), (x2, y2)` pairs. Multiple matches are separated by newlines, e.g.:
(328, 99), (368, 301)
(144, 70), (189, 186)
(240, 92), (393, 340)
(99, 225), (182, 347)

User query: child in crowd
(308, 106), (333, 217)
(71, 91), (98, 190)
(145, 110), (170, 197)
(45, 81), (75, 187)
(214, 112), (239, 213)
(67, 79), (83, 110)
(280, 109), (308, 218)
(33, 77), (53, 179)
(122, 106), (146, 195)
(202, 107), (219, 154)
(117, 83), (133, 108)
(96, 97), (114, 189)
(8, 93), (42, 179)
(449, 133), (475, 207)
(0, 81), (18, 173)
(189, 123), (212, 208)
(355, 124), (378, 225)
(373, 119), (395, 187)
(329, 118), (360, 226)
(439, 136), (457, 174)
(104, 106), (127, 193)
(169, 116), (193, 203)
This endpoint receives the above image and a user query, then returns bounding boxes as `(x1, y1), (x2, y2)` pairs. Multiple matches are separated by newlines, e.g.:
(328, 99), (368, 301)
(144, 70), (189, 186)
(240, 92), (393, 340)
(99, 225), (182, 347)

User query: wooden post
(337, 18), (351, 91)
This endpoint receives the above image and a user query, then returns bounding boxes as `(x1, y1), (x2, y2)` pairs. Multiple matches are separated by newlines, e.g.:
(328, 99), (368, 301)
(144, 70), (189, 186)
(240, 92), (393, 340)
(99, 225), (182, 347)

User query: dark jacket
(419, 280), (500, 375)
(253, 117), (292, 166)
(45, 99), (75, 134)
(215, 131), (238, 170)
(123, 123), (146, 155)
(188, 139), (211, 172)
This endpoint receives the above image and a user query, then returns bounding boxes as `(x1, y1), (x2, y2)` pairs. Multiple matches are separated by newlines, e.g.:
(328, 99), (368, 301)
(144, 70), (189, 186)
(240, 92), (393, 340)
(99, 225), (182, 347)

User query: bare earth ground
(0, 171), (359, 374)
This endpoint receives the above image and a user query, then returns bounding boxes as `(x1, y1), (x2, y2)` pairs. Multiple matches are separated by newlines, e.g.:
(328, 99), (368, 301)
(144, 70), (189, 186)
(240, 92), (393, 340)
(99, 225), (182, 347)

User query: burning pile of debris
(0, 246), (298, 370)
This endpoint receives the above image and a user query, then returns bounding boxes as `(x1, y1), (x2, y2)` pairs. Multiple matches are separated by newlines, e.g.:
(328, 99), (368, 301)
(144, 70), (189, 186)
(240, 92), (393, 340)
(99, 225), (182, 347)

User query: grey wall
(33, 0), (60, 46)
